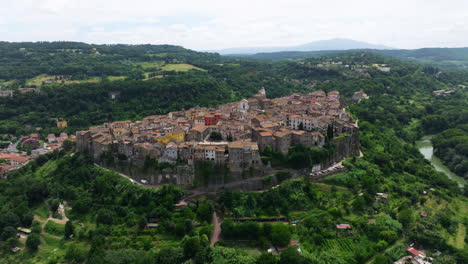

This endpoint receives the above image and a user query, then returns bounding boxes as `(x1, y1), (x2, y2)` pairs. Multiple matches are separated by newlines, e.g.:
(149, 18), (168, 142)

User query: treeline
(432, 126), (468, 178)
(0, 41), (221, 81)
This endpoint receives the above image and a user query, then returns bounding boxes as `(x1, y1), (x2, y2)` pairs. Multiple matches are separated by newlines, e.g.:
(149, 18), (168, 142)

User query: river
(415, 135), (466, 188)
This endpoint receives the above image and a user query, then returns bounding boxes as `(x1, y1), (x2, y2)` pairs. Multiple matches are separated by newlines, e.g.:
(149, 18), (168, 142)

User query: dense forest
(432, 125), (468, 179)
(0, 42), (467, 263)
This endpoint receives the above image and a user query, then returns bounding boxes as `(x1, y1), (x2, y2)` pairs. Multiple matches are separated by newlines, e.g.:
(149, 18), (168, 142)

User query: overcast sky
(1, 0), (467, 50)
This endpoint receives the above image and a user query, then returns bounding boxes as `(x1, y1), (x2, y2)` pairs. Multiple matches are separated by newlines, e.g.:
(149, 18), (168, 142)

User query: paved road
(210, 212), (221, 247)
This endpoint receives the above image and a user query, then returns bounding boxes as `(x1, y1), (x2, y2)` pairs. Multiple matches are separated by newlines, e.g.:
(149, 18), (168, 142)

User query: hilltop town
(77, 89), (363, 186)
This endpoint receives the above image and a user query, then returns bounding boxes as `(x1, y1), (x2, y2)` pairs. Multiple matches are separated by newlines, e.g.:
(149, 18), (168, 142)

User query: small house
(10, 247), (21, 253)
(336, 224), (351, 230)
(407, 247), (426, 259)
(376, 193), (389, 201)
(145, 223), (159, 229)
(17, 227), (31, 235)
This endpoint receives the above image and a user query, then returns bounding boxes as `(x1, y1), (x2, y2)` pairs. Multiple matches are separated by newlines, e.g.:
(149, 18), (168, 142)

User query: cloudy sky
(1, 0), (467, 50)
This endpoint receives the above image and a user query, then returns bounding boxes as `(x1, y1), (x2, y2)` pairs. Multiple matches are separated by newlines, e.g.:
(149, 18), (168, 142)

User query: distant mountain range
(230, 46), (468, 70)
(209, 38), (394, 55)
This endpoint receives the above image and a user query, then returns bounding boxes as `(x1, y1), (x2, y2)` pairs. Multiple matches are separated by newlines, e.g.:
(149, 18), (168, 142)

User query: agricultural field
(161, 63), (206, 72)
(25, 74), (102, 86)
(106, 76), (127, 81)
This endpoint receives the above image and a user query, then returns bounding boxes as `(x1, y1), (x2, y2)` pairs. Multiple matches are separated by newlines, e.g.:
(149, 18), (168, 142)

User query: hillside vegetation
(0, 42), (467, 264)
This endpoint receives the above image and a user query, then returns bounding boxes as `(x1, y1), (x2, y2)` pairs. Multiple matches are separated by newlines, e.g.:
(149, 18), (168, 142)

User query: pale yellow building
(57, 121), (68, 128)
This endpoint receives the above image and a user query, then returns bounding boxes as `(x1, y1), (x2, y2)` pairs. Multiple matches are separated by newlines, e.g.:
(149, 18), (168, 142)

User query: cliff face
(77, 129), (360, 189)
(331, 131), (360, 163)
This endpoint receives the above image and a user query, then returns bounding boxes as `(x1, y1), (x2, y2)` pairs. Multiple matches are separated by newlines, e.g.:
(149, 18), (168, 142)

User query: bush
(96, 208), (115, 225)
(26, 233), (41, 251)
(65, 243), (87, 263)
(64, 221), (75, 239)
(271, 223), (291, 247)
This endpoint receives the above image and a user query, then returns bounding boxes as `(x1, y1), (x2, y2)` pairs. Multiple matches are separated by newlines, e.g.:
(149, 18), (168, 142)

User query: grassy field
(161, 63), (206, 72)
(26, 74), (55, 86)
(450, 223), (466, 249)
(34, 160), (57, 178)
(0, 79), (16, 87)
(44, 221), (65, 237)
(216, 240), (263, 256)
(26, 74), (103, 86)
(155, 233), (182, 248)
(424, 196), (467, 249)
(107, 76), (127, 81)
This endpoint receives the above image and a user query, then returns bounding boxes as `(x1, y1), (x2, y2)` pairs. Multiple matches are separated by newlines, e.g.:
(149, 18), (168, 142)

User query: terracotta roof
(273, 131), (290, 138)
(0, 154), (29, 163)
(336, 224), (351, 229)
(0, 163), (15, 171)
(259, 131), (273, 137)
(407, 247), (426, 258)
(260, 123), (278, 128)
(191, 124), (206, 132)
(291, 130), (306, 135)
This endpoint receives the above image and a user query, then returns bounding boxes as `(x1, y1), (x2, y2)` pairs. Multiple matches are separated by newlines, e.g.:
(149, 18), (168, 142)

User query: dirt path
(210, 212), (221, 247)
(48, 203), (68, 225)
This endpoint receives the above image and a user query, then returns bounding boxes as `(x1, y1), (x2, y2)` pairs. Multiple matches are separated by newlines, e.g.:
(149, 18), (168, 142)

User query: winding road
(210, 212), (221, 247)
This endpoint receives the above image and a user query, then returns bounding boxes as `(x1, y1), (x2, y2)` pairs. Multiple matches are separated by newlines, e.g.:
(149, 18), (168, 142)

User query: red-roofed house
(22, 138), (40, 149)
(336, 224), (351, 230)
(59, 132), (68, 141)
(0, 154), (30, 166)
(407, 247), (426, 258)
(47, 134), (56, 143)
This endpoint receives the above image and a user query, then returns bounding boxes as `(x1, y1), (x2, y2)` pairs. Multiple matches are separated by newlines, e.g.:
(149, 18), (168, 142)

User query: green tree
(256, 253), (278, 264)
(1, 226), (17, 241)
(62, 140), (76, 151)
(138, 215), (148, 230)
(271, 224), (291, 247)
(26, 233), (41, 251)
(155, 247), (183, 264)
(209, 131), (223, 141)
(182, 235), (202, 260)
(374, 254), (392, 264)
(64, 220), (74, 239)
(3, 237), (19, 252)
(196, 203), (213, 223)
(96, 208), (115, 225)
(279, 247), (304, 264)
(65, 243), (87, 263)
(397, 209), (413, 227)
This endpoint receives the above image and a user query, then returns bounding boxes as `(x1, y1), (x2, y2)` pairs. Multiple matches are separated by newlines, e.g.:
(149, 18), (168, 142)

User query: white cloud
(1, 0), (468, 49)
